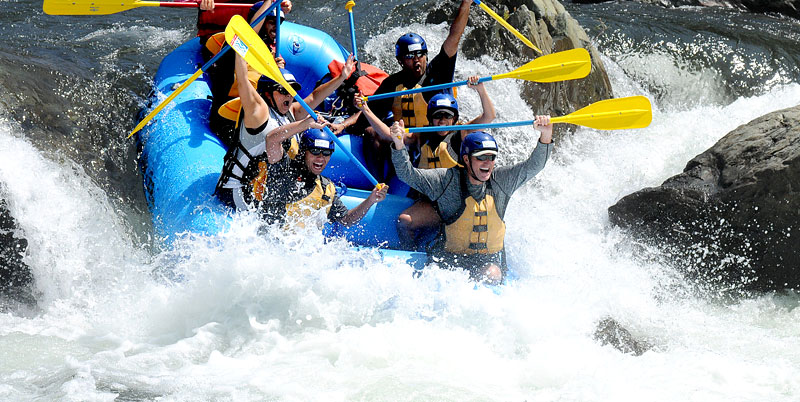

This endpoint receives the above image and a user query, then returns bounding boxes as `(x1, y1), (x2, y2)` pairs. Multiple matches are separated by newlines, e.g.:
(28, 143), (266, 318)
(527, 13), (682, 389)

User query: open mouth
(312, 161), (325, 171)
(479, 167), (490, 173)
(283, 100), (291, 108)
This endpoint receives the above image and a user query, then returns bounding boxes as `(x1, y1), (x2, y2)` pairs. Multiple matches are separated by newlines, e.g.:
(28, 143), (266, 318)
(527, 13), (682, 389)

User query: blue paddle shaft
(293, 95), (379, 186)
(200, 1), (281, 73)
(274, 7), (281, 58)
(348, 11), (358, 60)
(407, 119), (535, 133)
(367, 76), (492, 101)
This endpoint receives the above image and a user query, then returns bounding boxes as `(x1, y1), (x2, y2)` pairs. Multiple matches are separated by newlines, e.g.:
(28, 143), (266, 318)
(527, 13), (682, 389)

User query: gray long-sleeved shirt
(391, 141), (553, 222)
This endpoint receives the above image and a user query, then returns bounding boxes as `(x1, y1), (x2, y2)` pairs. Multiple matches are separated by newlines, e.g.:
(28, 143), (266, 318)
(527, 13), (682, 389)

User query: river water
(1, 0), (799, 400)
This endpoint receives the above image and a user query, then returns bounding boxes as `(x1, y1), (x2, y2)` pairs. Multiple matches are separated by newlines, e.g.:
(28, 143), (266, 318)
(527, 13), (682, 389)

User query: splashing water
(1, 5), (800, 402)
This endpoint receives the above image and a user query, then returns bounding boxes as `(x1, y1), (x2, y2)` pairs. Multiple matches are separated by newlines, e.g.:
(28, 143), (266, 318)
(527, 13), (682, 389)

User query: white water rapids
(1, 22), (799, 401)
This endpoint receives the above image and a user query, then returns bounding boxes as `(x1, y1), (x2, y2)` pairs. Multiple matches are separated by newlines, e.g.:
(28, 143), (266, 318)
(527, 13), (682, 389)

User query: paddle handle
(129, 1), (281, 137)
(366, 76), (491, 101)
(294, 95), (379, 186)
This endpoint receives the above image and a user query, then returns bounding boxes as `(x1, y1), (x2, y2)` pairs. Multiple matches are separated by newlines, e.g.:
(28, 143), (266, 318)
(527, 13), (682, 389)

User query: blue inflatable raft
(136, 22), (426, 267)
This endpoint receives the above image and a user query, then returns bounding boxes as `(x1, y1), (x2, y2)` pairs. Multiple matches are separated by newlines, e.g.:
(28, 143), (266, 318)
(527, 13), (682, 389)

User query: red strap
(327, 60), (389, 96)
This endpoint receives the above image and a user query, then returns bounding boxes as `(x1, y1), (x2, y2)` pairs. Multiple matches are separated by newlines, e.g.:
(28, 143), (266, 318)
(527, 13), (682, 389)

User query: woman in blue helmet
(205, 0), (292, 147)
(388, 118), (554, 284)
(355, 0), (473, 180)
(214, 52), (356, 212)
(260, 127), (388, 227)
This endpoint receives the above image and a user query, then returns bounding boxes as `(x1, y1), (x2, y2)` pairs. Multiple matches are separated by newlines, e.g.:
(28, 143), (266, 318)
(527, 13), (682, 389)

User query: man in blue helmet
(388, 117), (554, 284)
(260, 127), (388, 227)
(214, 52), (355, 211)
(357, 0), (474, 180)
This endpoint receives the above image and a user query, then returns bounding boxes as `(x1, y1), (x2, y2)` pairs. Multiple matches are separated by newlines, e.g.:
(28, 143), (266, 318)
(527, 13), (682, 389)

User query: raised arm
(492, 115), (553, 193)
(353, 95), (389, 137)
(389, 121), (452, 198)
(441, 0), (472, 57)
(236, 53), (270, 129)
(265, 116), (326, 164)
(292, 55), (357, 120)
(464, 75), (496, 131)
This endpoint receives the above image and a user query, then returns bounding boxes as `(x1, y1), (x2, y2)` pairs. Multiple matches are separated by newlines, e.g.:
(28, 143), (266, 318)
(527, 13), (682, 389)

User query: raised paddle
(365, 47), (591, 102)
(127, 0), (281, 138)
(43, 0), (251, 15)
(405, 96), (653, 132)
(472, 0), (542, 54)
(345, 0), (358, 61)
(224, 14), (381, 187)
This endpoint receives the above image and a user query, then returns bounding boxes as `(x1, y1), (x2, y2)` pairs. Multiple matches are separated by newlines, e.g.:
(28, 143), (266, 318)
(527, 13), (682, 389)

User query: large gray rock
(608, 105), (800, 292)
(428, 0), (614, 133)
(1, 197), (32, 303)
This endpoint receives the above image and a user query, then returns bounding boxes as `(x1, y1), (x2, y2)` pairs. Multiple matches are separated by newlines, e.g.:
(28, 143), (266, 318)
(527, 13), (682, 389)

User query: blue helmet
(257, 68), (302, 93)
(427, 93), (459, 121)
(460, 131), (498, 159)
(395, 33), (427, 58)
(301, 128), (335, 152)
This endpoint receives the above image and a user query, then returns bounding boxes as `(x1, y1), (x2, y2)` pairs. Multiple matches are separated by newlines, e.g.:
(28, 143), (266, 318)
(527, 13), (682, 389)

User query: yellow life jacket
(284, 176), (336, 228)
(419, 132), (461, 169)
(390, 83), (429, 128)
(444, 194), (506, 254)
(248, 137), (301, 202)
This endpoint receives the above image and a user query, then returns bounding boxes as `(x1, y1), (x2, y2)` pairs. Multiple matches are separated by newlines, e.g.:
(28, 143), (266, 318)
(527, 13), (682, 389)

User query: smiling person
(260, 128), (388, 227)
(389, 117), (553, 284)
(354, 75), (496, 249)
(214, 52), (356, 211)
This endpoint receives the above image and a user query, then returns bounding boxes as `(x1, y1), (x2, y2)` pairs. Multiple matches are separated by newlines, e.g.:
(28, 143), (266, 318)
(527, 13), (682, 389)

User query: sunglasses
(308, 148), (333, 157)
(402, 50), (427, 60)
(474, 154), (496, 161)
(274, 87), (291, 96)
(431, 112), (454, 120)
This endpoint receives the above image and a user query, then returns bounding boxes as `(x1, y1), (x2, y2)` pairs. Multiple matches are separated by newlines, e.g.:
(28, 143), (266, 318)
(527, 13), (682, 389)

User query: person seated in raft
(356, 0), (473, 180)
(214, 52), (356, 211)
(260, 128), (389, 227)
(388, 119), (553, 284)
(354, 76), (497, 249)
(204, 0), (293, 148)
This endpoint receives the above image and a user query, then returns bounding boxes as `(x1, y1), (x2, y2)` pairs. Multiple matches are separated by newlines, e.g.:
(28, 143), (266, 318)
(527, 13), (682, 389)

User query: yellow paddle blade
(224, 15), (298, 97)
(345, 0), (355, 12)
(493, 48), (591, 83)
(477, 1), (542, 54)
(43, 0), (159, 15)
(552, 96), (652, 130)
(128, 69), (204, 138)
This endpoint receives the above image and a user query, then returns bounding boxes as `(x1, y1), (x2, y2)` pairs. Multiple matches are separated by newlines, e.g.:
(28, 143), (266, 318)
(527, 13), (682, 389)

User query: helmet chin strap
(263, 91), (277, 109)
(465, 158), (487, 183)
